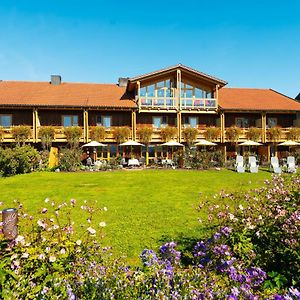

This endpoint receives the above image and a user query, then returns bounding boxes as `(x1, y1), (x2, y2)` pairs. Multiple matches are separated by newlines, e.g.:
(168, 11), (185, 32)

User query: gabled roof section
(129, 64), (227, 86)
(0, 81), (135, 108)
(296, 93), (300, 102)
(218, 88), (300, 111)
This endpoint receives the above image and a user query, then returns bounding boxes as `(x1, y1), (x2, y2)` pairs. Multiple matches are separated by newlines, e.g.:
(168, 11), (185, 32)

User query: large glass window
(235, 118), (249, 128)
(180, 80), (212, 99)
(0, 115), (12, 127)
(96, 115), (112, 128)
(153, 116), (168, 128)
(184, 116), (198, 128)
(62, 115), (78, 127)
(140, 79), (174, 101)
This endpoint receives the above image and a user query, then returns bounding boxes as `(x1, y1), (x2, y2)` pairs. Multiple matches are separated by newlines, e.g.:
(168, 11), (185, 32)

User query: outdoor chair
(287, 156), (297, 173)
(248, 156), (258, 173)
(235, 155), (245, 173)
(270, 157), (282, 174)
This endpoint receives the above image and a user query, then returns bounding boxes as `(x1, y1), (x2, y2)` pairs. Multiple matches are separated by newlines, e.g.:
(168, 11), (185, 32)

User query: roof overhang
(127, 64), (227, 91)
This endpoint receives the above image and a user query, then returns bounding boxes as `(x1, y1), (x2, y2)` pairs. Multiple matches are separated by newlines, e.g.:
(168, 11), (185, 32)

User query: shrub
(160, 126), (177, 142)
(136, 127), (153, 144)
(247, 127), (262, 141)
(182, 127), (198, 146)
(225, 126), (242, 143)
(113, 127), (131, 144)
(199, 174), (300, 288)
(268, 126), (282, 142)
(204, 126), (221, 141)
(38, 126), (55, 150)
(64, 126), (83, 149)
(59, 148), (82, 172)
(90, 126), (106, 142)
(0, 145), (40, 176)
(286, 127), (300, 141)
(11, 126), (31, 146)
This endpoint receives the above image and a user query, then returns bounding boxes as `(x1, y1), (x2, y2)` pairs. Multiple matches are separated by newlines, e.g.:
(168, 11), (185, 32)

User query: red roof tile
(0, 81), (135, 108)
(218, 88), (300, 111)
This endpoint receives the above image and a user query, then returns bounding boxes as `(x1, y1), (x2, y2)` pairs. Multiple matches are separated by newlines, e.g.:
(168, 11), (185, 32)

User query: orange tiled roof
(218, 88), (300, 111)
(0, 81), (135, 108)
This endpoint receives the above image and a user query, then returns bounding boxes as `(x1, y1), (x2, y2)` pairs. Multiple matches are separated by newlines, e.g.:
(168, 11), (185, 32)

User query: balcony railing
(1, 126), (34, 142)
(138, 97), (218, 110)
(140, 97), (176, 109)
(180, 98), (217, 110)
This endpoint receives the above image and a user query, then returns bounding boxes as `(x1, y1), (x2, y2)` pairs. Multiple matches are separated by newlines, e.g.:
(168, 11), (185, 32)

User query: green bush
(160, 126), (177, 142)
(268, 126), (282, 142)
(11, 126), (31, 146)
(286, 127), (300, 141)
(90, 126), (106, 142)
(0, 126), (3, 142)
(39, 126), (55, 150)
(225, 126), (242, 143)
(0, 145), (40, 176)
(182, 127), (198, 146)
(113, 127), (131, 144)
(59, 148), (82, 172)
(204, 126), (221, 141)
(64, 126), (83, 149)
(136, 127), (153, 144)
(247, 127), (262, 141)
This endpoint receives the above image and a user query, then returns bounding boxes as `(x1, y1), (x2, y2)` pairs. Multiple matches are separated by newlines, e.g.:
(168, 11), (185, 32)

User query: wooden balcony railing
(180, 98), (217, 110)
(1, 126), (35, 142)
(139, 97), (177, 109)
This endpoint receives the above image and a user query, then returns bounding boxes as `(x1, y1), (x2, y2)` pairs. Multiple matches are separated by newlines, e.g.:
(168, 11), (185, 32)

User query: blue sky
(0, 0), (299, 97)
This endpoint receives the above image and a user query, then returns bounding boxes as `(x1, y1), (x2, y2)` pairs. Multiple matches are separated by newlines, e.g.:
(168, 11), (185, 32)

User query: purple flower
(140, 249), (159, 267)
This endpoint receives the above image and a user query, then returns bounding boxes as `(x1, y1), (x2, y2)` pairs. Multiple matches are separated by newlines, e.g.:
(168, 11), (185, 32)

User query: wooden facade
(0, 64), (299, 161)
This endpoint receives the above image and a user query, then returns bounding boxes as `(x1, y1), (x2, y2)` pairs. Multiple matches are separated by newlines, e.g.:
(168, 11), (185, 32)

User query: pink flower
(41, 208), (48, 213)
(87, 227), (96, 235)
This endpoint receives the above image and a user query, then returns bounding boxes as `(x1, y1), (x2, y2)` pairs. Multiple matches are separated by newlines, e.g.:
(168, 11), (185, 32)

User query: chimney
(51, 75), (61, 85)
(118, 77), (129, 87)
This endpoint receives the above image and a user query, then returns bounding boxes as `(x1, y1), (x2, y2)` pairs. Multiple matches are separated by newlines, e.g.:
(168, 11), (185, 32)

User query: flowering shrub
(0, 175), (299, 299)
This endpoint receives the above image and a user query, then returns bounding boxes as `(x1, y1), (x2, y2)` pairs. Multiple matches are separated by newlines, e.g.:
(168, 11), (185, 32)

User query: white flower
(99, 222), (106, 227)
(45, 247), (51, 253)
(76, 240), (82, 246)
(53, 224), (59, 230)
(44, 198), (50, 203)
(21, 252), (29, 258)
(39, 254), (45, 260)
(49, 255), (56, 262)
(87, 227), (96, 235)
(60, 248), (66, 254)
(37, 220), (47, 229)
(238, 204), (244, 210)
(103, 207), (108, 211)
(11, 253), (18, 260)
(15, 235), (25, 245)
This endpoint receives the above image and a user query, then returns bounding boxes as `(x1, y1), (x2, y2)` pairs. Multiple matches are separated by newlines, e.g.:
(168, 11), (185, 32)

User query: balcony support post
(261, 111), (266, 143)
(137, 81), (141, 112)
(177, 111), (182, 142)
(176, 69), (181, 111)
(131, 110), (136, 141)
(32, 108), (36, 143)
(220, 111), (225, 143)
(83, 109), (89, 142)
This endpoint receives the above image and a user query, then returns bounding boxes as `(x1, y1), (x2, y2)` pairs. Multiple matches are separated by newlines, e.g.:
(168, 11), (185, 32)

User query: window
(180, 80), (212, 99)
(267, 117), (277, 128)
(96, 115), (112, 128)
(235, 118), (249, 128)
(153, 116), (168, 128)
(0, 114), (12, 127)
(184, 116), (198, 128)
(62, 115), (78, 127)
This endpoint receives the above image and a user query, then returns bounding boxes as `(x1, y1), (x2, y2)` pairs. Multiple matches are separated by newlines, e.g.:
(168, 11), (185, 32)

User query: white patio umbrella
(195, 140), (217, 146)
(119, 140), (145, 158)
(239, 140), (262, 156)
(278, 140), (300, 146)
(161, 140), (184, 159)
(161, 141), (184, 147)
(239, 140), (262, 146)
(82, 141), (107, 147)
(119, 140), (145, 147)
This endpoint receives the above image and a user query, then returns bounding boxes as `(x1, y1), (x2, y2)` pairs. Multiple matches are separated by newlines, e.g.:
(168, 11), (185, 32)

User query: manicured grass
(0, 169), (272, 263)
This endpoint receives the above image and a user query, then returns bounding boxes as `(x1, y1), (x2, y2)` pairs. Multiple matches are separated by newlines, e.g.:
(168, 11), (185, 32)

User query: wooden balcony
(138, 97), (218, 112)
(180, 98), (218, 110)
(1, 126), (35, 143)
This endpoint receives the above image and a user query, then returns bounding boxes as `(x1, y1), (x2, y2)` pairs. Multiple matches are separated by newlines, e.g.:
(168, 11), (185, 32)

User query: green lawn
(0, 169), (272, 263)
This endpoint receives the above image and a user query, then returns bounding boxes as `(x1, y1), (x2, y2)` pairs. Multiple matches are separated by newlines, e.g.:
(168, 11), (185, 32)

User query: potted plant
(12, 125), (31, 146)
(39, 126), (56, 150)
(182, 127), (198, 147)
(246, 127), (262, 142)
(90, 126), (106, 142)
(204, 126), (221, 142)
(160, 126), (177, 142)
(64, 126), (83, 149)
